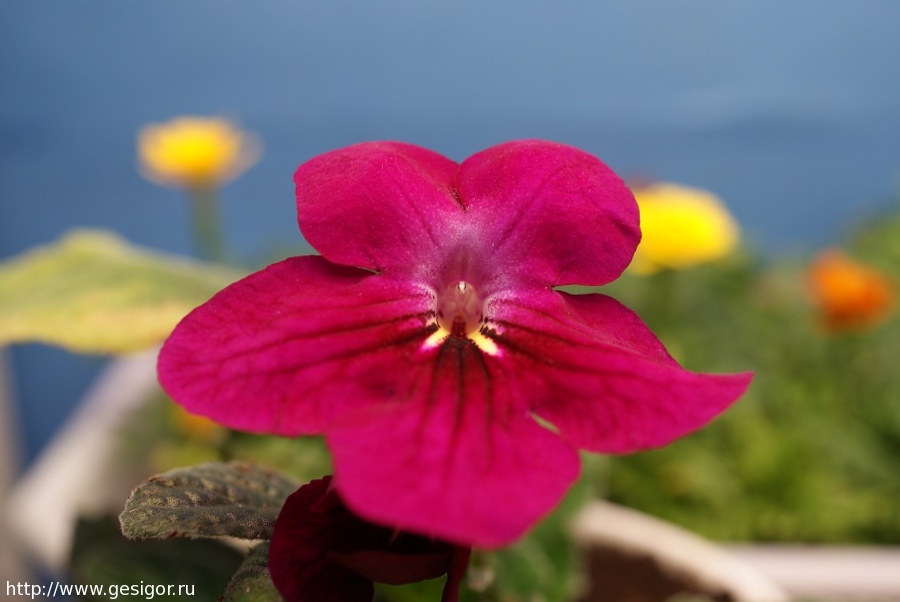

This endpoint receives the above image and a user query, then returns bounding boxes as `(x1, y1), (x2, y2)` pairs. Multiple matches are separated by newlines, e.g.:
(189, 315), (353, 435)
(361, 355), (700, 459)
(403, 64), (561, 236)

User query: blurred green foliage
(594, 199), (900, 544)
(119, 388), (333, 485)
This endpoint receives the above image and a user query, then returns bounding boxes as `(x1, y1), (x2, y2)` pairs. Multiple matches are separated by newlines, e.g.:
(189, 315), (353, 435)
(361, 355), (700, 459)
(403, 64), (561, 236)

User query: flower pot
(571, 501), (789, 602)
(5, 348), (160, 572)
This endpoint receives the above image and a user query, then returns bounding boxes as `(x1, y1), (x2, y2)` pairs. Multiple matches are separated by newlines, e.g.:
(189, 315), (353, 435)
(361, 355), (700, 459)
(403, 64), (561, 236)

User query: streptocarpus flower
(269, 476), (470, 602)
(159, 140), (752, 547)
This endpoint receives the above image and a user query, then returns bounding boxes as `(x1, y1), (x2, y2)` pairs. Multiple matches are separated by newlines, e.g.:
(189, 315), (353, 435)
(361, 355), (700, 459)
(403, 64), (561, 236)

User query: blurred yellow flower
(808, 249), (895, 332)
(628, 182), (740, 275)
(137, 116), (261, 189)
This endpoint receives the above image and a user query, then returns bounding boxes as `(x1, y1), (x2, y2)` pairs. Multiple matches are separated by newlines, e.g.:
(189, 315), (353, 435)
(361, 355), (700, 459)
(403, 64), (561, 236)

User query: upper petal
(157, 255), (434, 435)
(456, 140), (641, 288)
(294, 141), (461, 280)
(295, 140), (642, 291)
(327, 337), (581, 549)
(489, 289), (753, 453)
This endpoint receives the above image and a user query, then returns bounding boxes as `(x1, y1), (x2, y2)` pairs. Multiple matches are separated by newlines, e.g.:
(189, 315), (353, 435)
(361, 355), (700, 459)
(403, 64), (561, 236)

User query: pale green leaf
(0, 229), (244, 353)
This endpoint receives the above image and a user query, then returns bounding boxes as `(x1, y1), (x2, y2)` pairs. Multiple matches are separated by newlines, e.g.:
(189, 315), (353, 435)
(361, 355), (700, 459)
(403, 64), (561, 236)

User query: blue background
(2, 1), (900, 466)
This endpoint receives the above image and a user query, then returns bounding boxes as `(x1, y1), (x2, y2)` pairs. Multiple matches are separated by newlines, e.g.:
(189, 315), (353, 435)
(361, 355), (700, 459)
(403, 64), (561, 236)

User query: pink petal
(490, 289), (753, 453)
(456, 140), (641, 288)
(269, 477), (375, 602)
(157, 255), (434, 435)
(294, 141), (461, 279)
(295, 140), (642, 291)
(328, 336), (581, 549)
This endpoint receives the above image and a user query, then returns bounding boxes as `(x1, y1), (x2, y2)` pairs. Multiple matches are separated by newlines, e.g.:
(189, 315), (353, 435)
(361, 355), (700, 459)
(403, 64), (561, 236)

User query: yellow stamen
(421, 323), (500, 356)
(469, 330), (500, 356)
(422, 326), (451, 350)
(422, 281), (500, 355)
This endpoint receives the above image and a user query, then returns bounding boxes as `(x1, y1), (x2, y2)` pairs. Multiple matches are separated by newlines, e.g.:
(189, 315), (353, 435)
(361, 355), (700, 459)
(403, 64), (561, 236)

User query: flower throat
(436, 281), (483, 336)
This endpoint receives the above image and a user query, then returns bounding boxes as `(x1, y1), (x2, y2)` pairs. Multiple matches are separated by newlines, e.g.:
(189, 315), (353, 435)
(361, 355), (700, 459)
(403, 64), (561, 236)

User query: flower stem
(188, 187), (225, 263)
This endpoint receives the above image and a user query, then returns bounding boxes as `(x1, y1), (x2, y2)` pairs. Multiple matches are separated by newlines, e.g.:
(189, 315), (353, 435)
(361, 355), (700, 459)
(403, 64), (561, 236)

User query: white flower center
(436, 281), (483, 336)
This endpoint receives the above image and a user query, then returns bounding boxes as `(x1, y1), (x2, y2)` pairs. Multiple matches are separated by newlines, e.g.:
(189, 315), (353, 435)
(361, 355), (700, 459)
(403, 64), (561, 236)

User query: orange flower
(808, 249), (895, 332)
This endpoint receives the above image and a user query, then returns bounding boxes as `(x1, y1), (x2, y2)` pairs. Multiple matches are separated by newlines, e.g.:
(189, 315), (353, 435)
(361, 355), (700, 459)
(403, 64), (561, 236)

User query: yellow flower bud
(137, 116), (261, 190)
(628, 182), (740, 275)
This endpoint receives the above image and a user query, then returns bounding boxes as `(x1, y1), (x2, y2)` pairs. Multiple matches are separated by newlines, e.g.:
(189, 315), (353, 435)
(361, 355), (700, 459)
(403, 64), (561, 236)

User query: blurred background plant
(137, 116), (262, 263)
(596, 187), (900, 548)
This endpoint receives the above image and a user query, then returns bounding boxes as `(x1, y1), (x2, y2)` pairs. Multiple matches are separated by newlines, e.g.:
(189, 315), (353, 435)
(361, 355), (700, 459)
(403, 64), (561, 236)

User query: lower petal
(328, 337), (581, 549)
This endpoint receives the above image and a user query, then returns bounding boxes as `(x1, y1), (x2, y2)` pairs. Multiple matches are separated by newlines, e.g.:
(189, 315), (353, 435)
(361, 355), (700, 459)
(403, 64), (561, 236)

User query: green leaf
(221, 542), (284, 602)
(120, 461), (299, 541)
(0, 229), (243, 354)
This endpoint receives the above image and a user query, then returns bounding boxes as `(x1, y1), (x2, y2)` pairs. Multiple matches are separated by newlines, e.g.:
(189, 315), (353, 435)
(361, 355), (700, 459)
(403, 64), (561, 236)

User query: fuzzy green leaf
(221, 543), (284, 602)
(0, 229), (243, 354)
(120, 461), (299, 541)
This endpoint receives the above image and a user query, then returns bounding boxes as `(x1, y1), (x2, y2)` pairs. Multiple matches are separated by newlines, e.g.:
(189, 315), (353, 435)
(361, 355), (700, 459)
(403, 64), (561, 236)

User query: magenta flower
(269, 476), (470, 602)
(159, 140), (751, 548)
